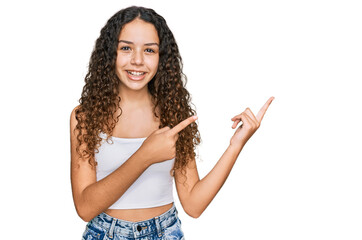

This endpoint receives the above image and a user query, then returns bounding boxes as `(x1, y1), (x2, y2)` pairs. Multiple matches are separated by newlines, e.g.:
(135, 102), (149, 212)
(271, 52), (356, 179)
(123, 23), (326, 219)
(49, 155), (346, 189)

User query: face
(115, 18), (160, 92)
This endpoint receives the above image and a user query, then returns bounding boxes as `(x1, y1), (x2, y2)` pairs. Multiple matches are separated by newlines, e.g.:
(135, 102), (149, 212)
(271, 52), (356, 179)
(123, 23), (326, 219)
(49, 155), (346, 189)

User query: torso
(105, 203), (174, 222)
(105, 102), (173, 221)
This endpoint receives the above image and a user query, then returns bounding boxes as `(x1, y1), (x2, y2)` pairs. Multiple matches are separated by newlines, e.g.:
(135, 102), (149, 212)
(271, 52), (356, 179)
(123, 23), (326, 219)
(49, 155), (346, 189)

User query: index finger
(169, 116), (198, 135)
(256, 96), (274, 123)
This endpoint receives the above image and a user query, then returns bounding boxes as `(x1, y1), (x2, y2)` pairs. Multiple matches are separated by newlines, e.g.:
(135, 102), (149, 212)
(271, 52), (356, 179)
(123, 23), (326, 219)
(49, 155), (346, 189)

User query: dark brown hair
(74, 6), (201, 175)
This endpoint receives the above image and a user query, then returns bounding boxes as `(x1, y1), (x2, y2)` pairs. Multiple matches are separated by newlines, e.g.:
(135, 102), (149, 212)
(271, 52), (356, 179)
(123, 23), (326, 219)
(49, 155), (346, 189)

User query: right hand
(139, 116), (198, 165)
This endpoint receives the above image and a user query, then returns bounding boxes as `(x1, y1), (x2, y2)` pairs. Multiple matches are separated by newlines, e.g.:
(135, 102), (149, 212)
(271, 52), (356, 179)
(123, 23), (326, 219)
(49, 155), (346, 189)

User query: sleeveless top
(95, 132), (175, 209)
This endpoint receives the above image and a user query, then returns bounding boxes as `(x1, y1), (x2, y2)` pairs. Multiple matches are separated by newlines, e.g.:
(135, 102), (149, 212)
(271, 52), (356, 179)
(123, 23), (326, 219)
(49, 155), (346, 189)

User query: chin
(122, 81), (149, 91)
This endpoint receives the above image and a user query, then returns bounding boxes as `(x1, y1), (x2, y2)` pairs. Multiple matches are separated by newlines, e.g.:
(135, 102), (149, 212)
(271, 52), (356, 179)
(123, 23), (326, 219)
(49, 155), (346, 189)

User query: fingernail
(193, 116), (198, 120)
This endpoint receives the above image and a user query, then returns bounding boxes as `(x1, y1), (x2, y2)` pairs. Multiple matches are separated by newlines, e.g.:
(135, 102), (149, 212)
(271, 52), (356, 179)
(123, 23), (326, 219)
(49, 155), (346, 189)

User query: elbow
(183, 205), (203, 219)
(77, 212), (93, 223)
(73, 191), (101, 222)
(187, 211), (202, 219)
(75, 204), (95, 222)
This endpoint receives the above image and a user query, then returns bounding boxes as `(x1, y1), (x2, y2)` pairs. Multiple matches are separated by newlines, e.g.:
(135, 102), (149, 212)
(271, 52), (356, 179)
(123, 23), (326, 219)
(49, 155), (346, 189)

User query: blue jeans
(82, 204), (185, 240)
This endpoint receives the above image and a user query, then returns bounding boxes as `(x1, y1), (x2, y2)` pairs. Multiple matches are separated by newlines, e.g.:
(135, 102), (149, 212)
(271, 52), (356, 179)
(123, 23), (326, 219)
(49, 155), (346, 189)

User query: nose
(131, 49), (144, 65)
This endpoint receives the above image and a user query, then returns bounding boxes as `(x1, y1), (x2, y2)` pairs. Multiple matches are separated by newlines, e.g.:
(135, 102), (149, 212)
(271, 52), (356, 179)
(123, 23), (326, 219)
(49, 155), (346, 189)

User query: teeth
(128, 71), (145, 76)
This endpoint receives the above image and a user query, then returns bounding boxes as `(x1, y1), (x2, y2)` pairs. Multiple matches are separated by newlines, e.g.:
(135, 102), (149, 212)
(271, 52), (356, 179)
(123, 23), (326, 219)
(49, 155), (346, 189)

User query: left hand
(230, 97), (274, 147)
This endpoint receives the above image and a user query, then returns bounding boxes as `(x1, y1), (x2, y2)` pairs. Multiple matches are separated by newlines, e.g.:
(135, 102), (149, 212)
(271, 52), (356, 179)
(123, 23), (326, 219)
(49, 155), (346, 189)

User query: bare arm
(175, 143), (243, 218)
(175, 97), (274, 218)
(70, 107), (151, 222)
(70, 107), (197, 222)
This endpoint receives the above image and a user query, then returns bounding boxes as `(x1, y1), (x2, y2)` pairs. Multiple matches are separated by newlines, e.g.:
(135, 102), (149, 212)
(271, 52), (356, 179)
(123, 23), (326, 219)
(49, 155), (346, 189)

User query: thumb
(155, 126), (171, 134)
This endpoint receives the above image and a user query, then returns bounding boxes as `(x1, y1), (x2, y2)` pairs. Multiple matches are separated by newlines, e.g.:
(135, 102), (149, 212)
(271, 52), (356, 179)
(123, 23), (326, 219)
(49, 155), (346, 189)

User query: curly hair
(74, 6), (201, 176)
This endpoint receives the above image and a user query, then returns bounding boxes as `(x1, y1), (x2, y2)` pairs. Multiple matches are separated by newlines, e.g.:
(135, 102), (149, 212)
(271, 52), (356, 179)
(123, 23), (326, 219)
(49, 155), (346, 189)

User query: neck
(118, 86), (153, 109)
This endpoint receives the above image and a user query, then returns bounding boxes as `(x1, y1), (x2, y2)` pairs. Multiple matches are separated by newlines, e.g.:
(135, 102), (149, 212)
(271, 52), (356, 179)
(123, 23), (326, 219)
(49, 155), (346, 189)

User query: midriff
(105, 203), (174, 222)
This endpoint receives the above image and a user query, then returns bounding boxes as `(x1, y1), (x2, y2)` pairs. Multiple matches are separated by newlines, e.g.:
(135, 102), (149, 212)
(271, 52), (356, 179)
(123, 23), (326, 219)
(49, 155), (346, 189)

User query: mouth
(125, 70), (147, 81)
(126, 70), (146, 76)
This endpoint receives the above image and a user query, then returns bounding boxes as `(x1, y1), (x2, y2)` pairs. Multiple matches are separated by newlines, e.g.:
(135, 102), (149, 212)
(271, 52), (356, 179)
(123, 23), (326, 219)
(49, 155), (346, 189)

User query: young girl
(70, 6), (274, 240)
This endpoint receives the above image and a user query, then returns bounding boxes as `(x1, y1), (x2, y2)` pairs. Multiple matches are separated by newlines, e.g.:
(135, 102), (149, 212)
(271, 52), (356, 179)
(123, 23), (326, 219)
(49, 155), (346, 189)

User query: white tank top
(95, 132), (175, 209)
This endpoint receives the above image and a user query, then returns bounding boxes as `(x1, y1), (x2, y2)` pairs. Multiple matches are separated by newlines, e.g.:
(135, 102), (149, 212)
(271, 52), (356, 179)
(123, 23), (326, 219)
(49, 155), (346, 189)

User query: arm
(70, 107), (197, 222)
(175, 97), (274, 218)
(175, 143), (243, 218)
(70, 107), (150, 222)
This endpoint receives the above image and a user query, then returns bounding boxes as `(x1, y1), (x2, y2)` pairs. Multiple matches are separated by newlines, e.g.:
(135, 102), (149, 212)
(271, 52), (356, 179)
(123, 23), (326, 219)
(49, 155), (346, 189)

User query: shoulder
(70, 105), (79, 123)
(70, 105), (81, 118)
(70, 105), (88, 156)
(70, 105), (83, 135)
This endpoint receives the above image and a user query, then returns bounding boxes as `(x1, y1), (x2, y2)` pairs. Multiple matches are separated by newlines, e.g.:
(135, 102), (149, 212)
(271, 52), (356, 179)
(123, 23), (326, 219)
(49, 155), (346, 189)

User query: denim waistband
(90, 204), (178, 239)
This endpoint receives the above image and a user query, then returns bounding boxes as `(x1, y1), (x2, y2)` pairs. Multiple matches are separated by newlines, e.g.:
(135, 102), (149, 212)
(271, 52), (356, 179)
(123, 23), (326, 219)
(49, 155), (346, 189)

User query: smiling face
(115, 18), (160, 93)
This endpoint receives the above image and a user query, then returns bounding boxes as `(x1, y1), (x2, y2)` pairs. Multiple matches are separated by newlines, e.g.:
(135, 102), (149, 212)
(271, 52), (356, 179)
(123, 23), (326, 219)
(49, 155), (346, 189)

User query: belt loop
(108, 218), (117, 239)
(155, 216), (162, 237)
(132, 224), (137, 239)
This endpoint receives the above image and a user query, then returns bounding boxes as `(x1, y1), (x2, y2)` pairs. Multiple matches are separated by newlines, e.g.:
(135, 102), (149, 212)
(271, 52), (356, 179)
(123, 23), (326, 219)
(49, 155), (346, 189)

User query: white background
(0, 0), (361, 239)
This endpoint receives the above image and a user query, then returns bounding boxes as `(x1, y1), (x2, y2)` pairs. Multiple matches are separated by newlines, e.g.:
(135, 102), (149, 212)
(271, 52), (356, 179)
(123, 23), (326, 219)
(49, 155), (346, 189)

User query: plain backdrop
(0, 0), (361, 239)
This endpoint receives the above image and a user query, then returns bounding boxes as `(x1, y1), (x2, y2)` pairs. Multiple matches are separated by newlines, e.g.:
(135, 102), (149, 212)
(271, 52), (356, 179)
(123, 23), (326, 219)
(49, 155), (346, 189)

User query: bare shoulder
(70, 104), (96, 175)
(70, 105), (81, 131)
(70, 105), (87, 137)
(69, 106), (97, 216)
(69, 105), (88, 164)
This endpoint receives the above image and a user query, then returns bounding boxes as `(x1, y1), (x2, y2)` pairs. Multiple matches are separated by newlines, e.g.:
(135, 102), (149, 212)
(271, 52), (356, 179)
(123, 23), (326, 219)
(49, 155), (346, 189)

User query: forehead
(119, 18), (159, 44)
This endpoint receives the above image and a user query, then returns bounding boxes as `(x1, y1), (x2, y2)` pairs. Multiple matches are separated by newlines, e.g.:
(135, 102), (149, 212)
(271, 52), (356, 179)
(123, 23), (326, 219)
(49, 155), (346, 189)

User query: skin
(115, 18), (159, 102)
(70, 18), (274, 222)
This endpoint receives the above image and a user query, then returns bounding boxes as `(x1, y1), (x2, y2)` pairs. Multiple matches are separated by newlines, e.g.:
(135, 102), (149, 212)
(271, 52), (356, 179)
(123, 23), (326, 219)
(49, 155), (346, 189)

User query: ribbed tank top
(95, 132), (175, 209)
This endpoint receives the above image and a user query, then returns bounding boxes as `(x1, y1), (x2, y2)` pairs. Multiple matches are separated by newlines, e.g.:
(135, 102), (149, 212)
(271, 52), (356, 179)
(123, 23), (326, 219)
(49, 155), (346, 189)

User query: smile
(125, 70), (147, 81)
(127, 71), (146, 76)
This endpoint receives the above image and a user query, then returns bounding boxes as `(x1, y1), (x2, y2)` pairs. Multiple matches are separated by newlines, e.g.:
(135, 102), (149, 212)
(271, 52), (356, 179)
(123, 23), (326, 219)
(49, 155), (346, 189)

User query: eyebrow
(118, 40), (159, 47)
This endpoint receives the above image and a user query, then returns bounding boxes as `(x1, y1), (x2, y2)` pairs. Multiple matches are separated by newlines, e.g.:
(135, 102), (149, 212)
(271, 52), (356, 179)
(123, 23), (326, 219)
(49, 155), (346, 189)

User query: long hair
(74, 6), (201, 175)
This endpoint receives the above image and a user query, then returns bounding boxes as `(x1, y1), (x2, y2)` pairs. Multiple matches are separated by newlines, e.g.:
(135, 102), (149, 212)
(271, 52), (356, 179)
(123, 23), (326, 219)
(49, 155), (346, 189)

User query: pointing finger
(256, 96), (274, 123)
(169, 116), (198, 135)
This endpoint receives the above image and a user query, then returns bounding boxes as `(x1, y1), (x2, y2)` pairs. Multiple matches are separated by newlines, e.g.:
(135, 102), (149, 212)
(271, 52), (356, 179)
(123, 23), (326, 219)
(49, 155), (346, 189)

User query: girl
(70, 6), (274, 240)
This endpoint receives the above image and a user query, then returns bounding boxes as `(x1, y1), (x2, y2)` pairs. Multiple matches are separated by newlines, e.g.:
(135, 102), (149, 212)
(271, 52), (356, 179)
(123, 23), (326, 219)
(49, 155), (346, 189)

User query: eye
(145, 48), (155, 53)
(120, 46), (131, 51)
